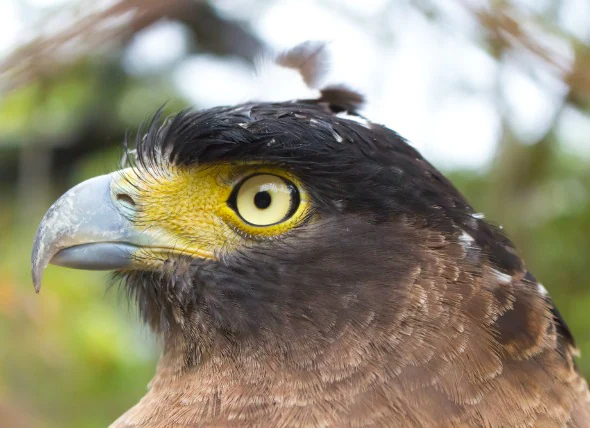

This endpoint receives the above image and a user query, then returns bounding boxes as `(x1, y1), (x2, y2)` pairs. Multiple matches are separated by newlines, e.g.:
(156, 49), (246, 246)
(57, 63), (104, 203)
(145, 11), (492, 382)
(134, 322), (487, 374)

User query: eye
(229, 174), (300, 226)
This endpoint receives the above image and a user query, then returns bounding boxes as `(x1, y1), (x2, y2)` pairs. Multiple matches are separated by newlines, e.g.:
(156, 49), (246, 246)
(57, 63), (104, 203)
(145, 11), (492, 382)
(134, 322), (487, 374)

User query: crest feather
(253, 41), (365, 112)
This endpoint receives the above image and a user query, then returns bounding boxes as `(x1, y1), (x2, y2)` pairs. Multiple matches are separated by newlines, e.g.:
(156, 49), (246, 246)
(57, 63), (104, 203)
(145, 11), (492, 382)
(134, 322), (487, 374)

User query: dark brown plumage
(32, 43), (590, 427)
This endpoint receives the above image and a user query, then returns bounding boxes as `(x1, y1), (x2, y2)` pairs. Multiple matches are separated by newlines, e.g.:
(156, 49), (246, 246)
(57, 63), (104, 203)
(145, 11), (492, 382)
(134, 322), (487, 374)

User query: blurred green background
(0, 0), (589, 426)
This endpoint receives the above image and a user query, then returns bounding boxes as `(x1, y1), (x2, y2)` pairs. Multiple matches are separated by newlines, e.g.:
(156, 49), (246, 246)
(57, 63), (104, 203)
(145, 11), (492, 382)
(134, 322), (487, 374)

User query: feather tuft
(275, 40), (330, 89)
(252, 41), (365, 113)
(319, 84), (365, 113)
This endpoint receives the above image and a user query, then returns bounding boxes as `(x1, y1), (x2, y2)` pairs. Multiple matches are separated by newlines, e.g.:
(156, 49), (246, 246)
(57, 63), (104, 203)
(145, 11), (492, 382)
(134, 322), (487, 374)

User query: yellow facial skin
(111, 163), (310, 265)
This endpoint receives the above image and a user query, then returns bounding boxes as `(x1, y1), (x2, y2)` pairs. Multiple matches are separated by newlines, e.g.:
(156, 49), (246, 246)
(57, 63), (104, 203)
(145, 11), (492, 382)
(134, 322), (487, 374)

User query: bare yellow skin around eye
(113, 164), (309, 261)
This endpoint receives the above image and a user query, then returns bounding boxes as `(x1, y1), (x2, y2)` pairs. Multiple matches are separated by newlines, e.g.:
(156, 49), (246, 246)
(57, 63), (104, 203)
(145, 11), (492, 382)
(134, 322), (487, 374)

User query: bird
(31, 43), (590, 427)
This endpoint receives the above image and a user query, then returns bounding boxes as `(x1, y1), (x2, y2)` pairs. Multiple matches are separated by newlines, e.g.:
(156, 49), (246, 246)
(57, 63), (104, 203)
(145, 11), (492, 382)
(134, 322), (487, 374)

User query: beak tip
(32, 267), (43, 293)
(31, 237), (45, 293)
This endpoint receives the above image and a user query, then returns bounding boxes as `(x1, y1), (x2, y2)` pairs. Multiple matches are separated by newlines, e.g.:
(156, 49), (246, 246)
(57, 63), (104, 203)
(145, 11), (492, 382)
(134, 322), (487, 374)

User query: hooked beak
(31, 171), (149, 292)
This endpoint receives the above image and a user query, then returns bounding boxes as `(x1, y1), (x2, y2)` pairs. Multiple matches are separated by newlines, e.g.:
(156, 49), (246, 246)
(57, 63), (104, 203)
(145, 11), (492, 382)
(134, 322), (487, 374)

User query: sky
(1, 0), (589, 170)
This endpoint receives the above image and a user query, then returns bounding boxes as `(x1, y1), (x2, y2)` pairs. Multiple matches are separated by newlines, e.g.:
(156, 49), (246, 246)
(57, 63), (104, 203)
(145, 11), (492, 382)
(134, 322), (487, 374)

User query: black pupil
(254, 191), (272, 209)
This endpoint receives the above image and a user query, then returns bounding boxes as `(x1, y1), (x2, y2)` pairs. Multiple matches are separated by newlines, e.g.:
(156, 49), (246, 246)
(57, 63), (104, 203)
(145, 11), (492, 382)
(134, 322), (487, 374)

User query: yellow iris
(232, 174), (300, 226)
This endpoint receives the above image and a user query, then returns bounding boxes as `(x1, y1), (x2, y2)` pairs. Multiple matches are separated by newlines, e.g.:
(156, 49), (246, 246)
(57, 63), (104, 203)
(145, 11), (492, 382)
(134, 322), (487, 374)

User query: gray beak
(31, 172), (145, 292)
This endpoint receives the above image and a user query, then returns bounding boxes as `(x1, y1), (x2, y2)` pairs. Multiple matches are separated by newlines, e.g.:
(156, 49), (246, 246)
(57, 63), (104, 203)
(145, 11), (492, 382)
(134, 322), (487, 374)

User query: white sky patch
(363, 11), (438, 155)
(558, 0), (590, 41)
(173, 55), (254, 107)
(513, 0), (553, 14)
(0, 3), (24, 57)
(425, 95), (500, 170)
(501, 62), (567, 144)
(26, 0), (74, 7)
(334, 0), (390, 16)
(556, 106), (590, 159)
(123, 21), (189, 76)
(439, 38), (498, 92)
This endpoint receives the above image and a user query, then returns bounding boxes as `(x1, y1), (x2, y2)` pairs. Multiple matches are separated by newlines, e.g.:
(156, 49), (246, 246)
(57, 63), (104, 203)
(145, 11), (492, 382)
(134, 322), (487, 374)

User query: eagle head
(31, 44), (590, 427)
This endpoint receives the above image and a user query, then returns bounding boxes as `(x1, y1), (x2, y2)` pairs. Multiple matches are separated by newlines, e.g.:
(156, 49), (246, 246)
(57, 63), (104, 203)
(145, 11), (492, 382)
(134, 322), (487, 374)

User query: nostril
(116, 193), (136, 210)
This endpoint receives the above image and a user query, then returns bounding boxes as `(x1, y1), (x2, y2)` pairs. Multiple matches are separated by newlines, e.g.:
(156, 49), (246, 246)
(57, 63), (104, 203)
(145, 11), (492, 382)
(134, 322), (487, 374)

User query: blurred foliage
(0, 0), (589, 426)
